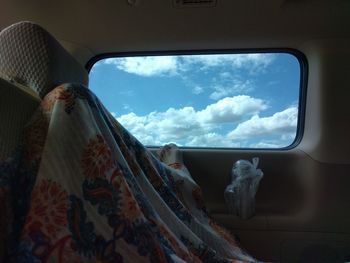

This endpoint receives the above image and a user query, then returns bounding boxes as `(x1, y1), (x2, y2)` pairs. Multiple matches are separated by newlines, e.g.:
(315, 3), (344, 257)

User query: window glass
(89, 53), (301, 148)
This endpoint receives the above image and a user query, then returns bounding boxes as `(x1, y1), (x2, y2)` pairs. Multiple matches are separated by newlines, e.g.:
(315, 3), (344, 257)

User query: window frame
(86, 48), (308, 151)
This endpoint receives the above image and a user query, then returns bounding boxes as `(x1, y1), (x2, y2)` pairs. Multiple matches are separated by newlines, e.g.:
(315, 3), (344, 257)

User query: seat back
(0, 21), (88, 160)
(0, 78), (40, 160)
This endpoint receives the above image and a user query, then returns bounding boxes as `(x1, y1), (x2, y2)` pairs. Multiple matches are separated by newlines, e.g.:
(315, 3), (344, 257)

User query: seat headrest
(0, 21), (88, 98)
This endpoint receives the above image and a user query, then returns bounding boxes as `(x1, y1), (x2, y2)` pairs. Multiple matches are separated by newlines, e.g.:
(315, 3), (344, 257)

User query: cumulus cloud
(209, 80), (254, 100)
(192, 86), (204, 95)
(123, 104), (133, 111)
(197, 96), (267, 124)
(228, 107), (298, 140)
(187, 133), (241, 148)
(206, 71), (255, 100)
(183, 53), (275, 74)
(249, 141), (285, 148)
(111, 95), (297, 147)
(117, 109), (205, 146)
(116, 95), (267, 146)
(104, 53), (275, 77)
(104, 56), (178, 77)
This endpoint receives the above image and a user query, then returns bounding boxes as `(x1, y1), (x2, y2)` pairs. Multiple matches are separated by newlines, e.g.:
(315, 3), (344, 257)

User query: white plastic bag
(224, 157), (263, 219)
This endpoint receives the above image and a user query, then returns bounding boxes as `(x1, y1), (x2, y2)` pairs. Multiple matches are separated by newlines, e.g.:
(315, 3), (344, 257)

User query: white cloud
(209, 80), (254, 100)
(208, 71), (255, 100)
(187, 133), (241, 148)
(249, 141), (284, 148)
(281, 133), (295, 141)
(104, 56), (178, 77)
(117, 109), (204, 145)
(123, 104), (133, 111)
(182, 54), (275, 74)
(104, 53), (275, 77)
(192, 86), (204, 95)
(116, 95), (267, 146)
(197, 96), (267, 124)
(228, 107), (298, 140)
(112, 97), (297, 147)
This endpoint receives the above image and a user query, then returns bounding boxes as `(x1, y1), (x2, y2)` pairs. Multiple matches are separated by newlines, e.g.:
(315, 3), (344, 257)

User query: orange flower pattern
(22, 112), (49, 166)
(24, 179), (68, 239)
(0, 83), (254, 263)
(81, 134), (114, 180)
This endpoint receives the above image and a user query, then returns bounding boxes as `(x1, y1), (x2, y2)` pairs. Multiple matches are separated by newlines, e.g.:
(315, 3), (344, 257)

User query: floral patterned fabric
(0, 83), (255, 263)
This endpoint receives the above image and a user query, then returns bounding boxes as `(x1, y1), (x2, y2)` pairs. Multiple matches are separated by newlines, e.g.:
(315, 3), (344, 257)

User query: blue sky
(89, 53), (300, 148)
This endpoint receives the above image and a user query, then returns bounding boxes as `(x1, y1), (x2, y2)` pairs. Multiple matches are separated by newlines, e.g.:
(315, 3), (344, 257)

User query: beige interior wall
(147, 37), (350, 261)
(167, 39), (350, 261)
(179, 149), (350, 261)
(0, 0), (349, 261)
(299, 38), (350, 164)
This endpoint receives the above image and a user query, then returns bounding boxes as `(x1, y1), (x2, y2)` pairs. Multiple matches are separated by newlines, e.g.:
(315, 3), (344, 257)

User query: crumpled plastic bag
(224, 157), (263, 219)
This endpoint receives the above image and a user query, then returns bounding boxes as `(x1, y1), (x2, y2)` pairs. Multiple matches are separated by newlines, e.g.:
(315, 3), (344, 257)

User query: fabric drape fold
(0, 83), (255, 263)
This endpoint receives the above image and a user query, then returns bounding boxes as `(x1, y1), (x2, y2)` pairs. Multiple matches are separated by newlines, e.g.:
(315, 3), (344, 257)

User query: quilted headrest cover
(0, 21), (88, 98)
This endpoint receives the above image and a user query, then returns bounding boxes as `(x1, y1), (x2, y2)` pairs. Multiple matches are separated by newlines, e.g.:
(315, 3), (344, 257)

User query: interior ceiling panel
(0, 0), (349, 57)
